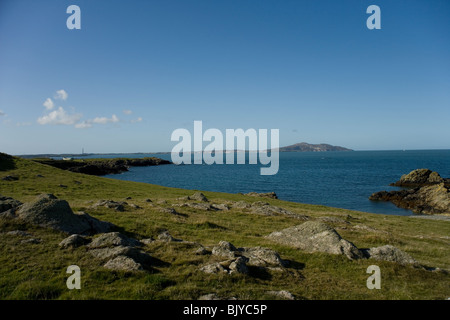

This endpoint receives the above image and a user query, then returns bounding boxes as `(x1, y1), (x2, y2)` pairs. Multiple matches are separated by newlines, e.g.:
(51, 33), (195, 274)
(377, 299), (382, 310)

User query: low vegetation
(0, 154), (449, 300)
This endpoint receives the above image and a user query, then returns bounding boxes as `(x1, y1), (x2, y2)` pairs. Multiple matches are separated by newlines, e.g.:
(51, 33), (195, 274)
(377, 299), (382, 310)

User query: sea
(69, 150), (450, 216)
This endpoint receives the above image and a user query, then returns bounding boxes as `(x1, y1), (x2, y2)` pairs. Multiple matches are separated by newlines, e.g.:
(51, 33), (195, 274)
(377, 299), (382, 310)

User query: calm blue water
(75, 150), (450, 216)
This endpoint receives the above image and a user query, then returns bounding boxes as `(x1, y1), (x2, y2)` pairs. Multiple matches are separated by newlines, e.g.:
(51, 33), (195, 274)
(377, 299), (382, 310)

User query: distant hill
(279, 142), (353, 152)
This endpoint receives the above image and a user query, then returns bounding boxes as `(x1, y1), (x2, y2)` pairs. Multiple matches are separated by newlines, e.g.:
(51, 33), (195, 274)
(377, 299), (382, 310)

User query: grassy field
(0, 155), (449, 300)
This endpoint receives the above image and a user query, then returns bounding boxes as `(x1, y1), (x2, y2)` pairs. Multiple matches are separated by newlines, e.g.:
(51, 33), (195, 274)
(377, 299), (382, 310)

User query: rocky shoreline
(369, 169), (450, 215)
(33, 157), (172, 176)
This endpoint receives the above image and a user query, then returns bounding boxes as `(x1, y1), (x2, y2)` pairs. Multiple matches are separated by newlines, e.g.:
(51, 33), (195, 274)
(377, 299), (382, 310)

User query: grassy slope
(0, 156), (449, 300)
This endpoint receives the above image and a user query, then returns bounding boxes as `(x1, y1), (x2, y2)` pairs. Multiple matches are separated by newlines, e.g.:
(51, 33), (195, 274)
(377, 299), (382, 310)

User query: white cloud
(123, 110), (132, 115)
(54, 89), (68, 101)
(43, 98), (55, 110)
(75, 121), (93, 129)
(130, 117), (143, 123)
(92, 114), (119, 124)
(37, 107), (82, 125)
(0, 110), (5, 116)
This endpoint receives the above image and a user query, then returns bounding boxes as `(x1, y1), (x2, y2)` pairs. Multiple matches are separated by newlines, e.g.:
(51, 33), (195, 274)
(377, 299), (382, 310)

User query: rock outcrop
(361, 245), (417, 265)
(33, 157), (172, 176)
(370, 169), (450, 215)
(201, 241), (287, 275)
(6, 194), (114, 234)
(86, 232), (152, 272)
(267, 221), (364, 260)
(370, 183), (450, 215)
(0, 195), (22, 214)
(244, 192), (278, 199)
(390, 169), (447, 188)
(59, 234), (90, 249)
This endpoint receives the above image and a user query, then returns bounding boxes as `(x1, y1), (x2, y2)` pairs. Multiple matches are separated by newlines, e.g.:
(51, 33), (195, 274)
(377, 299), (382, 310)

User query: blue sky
(0, 0), (449, 154)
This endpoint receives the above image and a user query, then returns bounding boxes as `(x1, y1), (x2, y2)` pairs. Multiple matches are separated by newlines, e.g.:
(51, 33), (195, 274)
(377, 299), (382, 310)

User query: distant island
(278, 142), (353, 152)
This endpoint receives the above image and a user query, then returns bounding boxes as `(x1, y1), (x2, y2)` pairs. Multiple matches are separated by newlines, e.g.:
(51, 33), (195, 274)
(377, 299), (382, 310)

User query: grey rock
(190, 192), (208, 202)
(198, 294), (222, 300)
(267, 221), (364, 260)
(212, 241), (238, 259)
(200, 263), (228, 274)
(6, 230), (32, 237)
(88, 232), (141, 249)
(21, 238), (41, 244)
(94, 200), (126, 212)
(0, 195), (22, 213)
(392, 169), (445, 187)
(266, 290), (295, 300)
(240, 247), (286, 267)
(141, 238), (154, 245)
(229, 257), (249, 275)
(59, 234), (90, 249)
(103, 256), (144, 272)
(158, 207), (179, 215)
(157, 231), (182, 242)
(244, 192), (278, 199)
(187, 203), (213, 211)
(363, 245), (417, 265)
(211, 203), (230, 211)
(233, 201), (251, 209)
(16, 194), (94, 234)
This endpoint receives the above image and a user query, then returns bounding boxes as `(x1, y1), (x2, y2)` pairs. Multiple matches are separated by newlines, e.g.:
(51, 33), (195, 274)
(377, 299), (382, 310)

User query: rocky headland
(369, 169), (450, 215)
(33, 157), (172, 176)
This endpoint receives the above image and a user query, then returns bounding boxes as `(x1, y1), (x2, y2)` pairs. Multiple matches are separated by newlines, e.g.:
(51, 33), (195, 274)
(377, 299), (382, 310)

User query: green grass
(0, 156), (449, 300)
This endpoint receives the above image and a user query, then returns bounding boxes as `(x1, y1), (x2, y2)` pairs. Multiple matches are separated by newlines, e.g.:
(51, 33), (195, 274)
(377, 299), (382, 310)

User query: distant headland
(278, 142), (353, 152)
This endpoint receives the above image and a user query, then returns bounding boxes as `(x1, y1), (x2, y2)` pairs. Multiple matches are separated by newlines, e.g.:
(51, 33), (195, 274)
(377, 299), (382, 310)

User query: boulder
(59, 234), (90, 249)
(240, 247), (286, 267)
(362, 245), (417, 265)
(87, 232), (141, 249)
(244, 192), (278, 199)
(370, 183), (450, 214)
(198, 294), (222, 300)
(6, 230), (32, 237)
(391, 169), (445, 187)
(157, 231), (182, 242)
(89, 246), (146, 261)
(186, 203), (213, 211)
(103, 256), (144, 272)
(233, 201), (251, 209)
(211, 203), (230, 211)
(93, 200), (126, 212)
(229, 257), (249, 275)
(212, 241), (238, 259)
(200, 263), (228, 274)
(0, 195), (22, 213)
(190, 192), (208, 202)
(266, 290), (295, 300)
(267, 221), (364, 260)
(16, 194), (94, 234)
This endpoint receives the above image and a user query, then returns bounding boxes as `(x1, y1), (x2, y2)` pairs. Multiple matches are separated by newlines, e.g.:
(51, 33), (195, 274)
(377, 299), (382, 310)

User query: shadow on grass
(248, 266), (272, 280)
(0, 153), (16, 171)
(284, 259), (305, 270)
